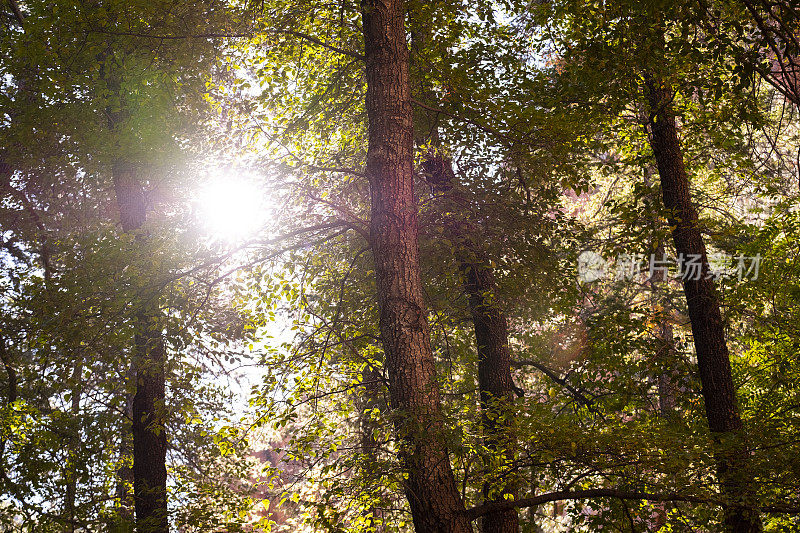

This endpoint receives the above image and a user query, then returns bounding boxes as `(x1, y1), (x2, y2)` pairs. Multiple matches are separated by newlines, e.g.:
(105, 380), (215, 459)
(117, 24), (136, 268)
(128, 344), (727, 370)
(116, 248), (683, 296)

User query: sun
(196, 172), (266, 242)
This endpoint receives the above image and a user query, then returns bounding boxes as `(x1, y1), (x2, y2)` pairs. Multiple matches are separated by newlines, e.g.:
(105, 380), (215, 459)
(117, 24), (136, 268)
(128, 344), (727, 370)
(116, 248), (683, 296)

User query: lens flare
(196, 172), (265, 242)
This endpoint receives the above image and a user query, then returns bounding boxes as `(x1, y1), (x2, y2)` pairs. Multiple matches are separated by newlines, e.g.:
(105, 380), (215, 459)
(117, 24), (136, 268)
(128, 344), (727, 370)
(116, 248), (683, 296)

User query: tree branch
(411, 98), (525, 146)
(281, 29), (364, 60)
(465, 488), (708, 520)
(513, 359), (594, 407)
(7, 0), (23, 26)
(81, 27), (365, 60)
(465, 487), (800, 521)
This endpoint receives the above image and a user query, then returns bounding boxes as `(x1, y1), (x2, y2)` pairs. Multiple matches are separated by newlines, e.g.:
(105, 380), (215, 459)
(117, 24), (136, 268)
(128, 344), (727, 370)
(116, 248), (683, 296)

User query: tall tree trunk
(644, 76), (762, 532)
(63, 361), (83, 533)
(361, 1), (472, 530)
(422, 156), (519, 533)
(465, 264), (520, 533)
(112, 161), (169, 533)
(649, 241), (677, 418)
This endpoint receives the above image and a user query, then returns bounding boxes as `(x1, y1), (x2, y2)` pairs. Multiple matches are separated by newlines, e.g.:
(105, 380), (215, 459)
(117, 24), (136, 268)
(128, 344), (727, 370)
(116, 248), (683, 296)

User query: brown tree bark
(361, 0), (472, 530)
(112, 161), (168, 533)
(465, 264), (520, 533)
(645, 76), (762, 532)
(421, 156), (519, 533)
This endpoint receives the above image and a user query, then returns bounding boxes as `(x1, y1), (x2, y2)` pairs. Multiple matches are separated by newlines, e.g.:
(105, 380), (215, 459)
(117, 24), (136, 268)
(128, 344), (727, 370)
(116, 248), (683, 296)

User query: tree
(645, 73), (762, 532)
(7, 0), (800, 531)
(421, 154), (520, 533)
(361, 0), (472, 529)
(0, 1), (257, 531)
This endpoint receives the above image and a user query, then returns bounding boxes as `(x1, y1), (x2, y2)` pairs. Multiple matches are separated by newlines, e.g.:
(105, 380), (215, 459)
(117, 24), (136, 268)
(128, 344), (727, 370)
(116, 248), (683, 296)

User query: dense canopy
(2, 0), (800, 531)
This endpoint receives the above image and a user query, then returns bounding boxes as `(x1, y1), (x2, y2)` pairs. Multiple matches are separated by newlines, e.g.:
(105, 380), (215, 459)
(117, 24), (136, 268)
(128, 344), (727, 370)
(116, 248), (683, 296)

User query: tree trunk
(465, 265), (519, 533)
(361, 1), (472, 530)
(358, 366), (385, 531)
(422, 156), (519, 533)
(644, 76), (762, 532)
(112, 160), (169, 533)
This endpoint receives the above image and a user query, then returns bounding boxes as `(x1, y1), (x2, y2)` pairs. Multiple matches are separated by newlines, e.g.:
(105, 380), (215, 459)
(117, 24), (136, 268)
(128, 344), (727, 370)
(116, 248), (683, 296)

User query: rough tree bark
(360, 0), (472, 530)
(112, 160), (168, 533)
(421, 156), (519, 533)
(645, 76), (762, 532)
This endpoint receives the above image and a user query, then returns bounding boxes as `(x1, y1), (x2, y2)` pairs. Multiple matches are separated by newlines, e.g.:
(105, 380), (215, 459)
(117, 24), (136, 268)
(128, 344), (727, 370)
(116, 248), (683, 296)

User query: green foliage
(3, 0), (800, 530)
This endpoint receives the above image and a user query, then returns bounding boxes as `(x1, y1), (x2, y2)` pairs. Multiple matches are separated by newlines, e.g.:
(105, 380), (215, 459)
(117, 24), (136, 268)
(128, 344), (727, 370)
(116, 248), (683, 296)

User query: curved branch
(513, 359), (594, 407)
